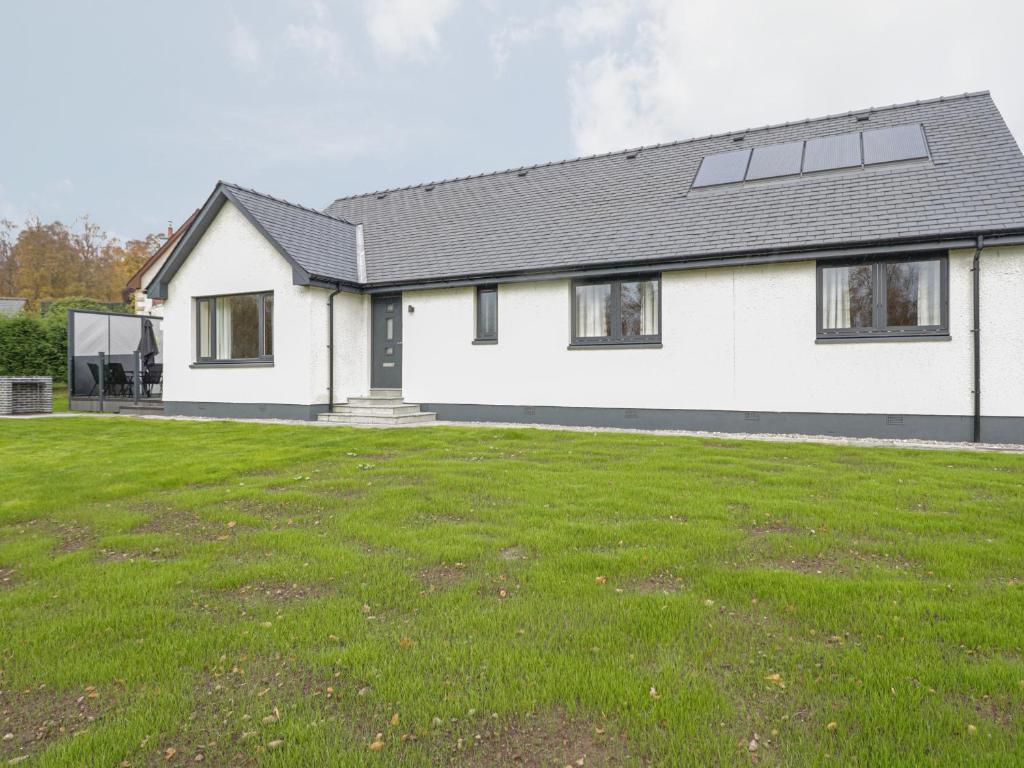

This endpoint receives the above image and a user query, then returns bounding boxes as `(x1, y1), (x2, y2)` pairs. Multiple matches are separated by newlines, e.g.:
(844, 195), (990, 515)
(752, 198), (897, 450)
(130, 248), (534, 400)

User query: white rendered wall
(402, 247), (1024, 418)
(162, 202), (323, 406)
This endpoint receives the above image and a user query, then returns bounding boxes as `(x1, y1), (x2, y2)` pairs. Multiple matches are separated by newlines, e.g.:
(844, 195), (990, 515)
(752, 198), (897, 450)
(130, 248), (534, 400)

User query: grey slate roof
(224, 184), (358, 283)
(325, 91), (1024, 285)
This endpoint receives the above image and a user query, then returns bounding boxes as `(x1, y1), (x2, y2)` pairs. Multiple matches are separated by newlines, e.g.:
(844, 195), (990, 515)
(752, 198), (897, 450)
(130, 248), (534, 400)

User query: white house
(148, 92), (1024, 443)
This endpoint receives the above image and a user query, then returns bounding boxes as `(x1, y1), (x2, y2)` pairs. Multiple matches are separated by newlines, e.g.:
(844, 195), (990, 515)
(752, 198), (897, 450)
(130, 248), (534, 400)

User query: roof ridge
(329, 91), (990, 204)
(220, 181), (356, 226)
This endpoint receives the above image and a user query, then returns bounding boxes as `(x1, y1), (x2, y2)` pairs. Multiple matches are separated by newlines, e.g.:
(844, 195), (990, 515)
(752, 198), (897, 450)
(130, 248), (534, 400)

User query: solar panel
(692, 148), (751, 187)
(862, 123), (928, 165)
(745, 141), (804, 180)
(802, 132), (861, 173)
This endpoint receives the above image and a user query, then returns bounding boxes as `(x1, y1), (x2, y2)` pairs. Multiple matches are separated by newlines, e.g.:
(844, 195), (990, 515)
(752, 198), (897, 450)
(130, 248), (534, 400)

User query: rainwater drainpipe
(328, 285), (343, 412)
(972, 235), (984, 443)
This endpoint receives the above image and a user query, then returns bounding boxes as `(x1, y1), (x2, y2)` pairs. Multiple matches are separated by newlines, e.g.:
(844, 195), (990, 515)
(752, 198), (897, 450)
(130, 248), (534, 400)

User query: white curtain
(822, 267), (851, 329)
(576, 284), (610, 337)
(216, 299), (232, 358)
(639, 280), (658, 335)
(916, 261), (941, 325)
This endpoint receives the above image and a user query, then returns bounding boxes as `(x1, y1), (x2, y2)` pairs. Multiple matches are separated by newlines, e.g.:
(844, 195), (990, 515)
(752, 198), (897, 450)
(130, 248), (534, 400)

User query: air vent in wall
(624, 409), (639, 419)
(744, 412), (761, 421)
(523, 406), (536, 416)
(886, 414), (904, 425)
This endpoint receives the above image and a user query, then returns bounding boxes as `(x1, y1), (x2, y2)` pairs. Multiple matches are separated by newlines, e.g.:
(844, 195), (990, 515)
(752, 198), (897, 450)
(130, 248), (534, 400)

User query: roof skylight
(692, 123), (928, 188)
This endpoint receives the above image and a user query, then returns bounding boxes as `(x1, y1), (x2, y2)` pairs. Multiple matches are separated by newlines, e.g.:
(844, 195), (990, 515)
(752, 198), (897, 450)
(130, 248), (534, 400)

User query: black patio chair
(86, 363), (100, 396)
(106, 362), (131, 397)
(141, 364), (162, 398)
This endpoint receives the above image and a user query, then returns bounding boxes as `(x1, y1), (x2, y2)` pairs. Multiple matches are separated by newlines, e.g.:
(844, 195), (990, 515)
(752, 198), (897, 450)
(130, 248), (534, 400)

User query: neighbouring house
(125, 211), (198, 315)
(147, 91), (1024, 443)
(0, 297), (27, 317)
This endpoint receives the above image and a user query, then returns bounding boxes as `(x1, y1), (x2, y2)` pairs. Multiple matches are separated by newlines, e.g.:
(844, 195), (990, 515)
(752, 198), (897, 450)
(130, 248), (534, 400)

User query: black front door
(371, 295), (402, 388)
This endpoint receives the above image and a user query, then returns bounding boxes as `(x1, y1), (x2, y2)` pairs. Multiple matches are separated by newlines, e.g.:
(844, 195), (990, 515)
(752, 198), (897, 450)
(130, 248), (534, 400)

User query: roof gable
(148, 183), (358, 300)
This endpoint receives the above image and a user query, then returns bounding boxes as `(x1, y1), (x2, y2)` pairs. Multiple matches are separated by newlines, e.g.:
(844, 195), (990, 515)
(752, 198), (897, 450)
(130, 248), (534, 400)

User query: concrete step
(345, 396), (407, 407)
(331, 403), (424, 417)
(369, 388), (403, 398)
(318, 411), (436, 426)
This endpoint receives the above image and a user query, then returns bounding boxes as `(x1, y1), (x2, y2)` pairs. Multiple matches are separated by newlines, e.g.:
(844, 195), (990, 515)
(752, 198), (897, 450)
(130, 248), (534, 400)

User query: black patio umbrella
(137, 318), (159, 367)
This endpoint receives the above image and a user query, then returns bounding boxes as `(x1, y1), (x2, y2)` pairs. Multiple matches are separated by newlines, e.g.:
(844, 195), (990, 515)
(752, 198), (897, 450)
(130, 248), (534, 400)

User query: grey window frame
(570, 274), (662, 347)
(815, 254), (948, 341)
(473, 285), (498, 344)
(194, 290), (274, 365)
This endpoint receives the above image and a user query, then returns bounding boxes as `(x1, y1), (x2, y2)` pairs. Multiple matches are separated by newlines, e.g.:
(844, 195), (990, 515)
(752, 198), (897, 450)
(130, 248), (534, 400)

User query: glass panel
(216, 294), (261, 359)
(574, 283), (611, 338)
(621, 280), (659, 336)
(198, 300), (211, 358)
(262, 294), (273, 357)
(886, 261), (941, 327)
(477, 289), (497, 338)
(386, 303), (394, 312)
(385, 317), (394, 340)
(385, 346), (393, 355)
(821, 265), (873, 329)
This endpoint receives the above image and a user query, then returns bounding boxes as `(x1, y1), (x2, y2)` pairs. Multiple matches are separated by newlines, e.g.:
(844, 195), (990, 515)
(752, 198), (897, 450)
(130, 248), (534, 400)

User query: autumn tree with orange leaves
(0, 216), (161, 308)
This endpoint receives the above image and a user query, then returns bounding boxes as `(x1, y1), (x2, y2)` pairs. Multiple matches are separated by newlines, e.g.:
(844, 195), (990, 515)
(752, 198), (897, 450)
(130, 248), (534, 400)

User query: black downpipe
(972, 236), (984, 443)
(327, 286), (343, 411)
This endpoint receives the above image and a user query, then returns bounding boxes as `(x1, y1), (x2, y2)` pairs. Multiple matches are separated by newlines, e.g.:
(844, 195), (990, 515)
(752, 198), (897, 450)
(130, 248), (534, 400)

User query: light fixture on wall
(407, 305), (415, 314)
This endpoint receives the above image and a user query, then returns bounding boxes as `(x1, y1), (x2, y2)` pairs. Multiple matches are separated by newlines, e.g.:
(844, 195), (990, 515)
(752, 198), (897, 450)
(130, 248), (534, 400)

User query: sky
(1, 0), (1022, 241)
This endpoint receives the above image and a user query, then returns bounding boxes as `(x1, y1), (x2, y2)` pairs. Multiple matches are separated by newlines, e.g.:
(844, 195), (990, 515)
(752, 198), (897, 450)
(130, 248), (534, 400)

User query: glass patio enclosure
(68, 310), (163, 412)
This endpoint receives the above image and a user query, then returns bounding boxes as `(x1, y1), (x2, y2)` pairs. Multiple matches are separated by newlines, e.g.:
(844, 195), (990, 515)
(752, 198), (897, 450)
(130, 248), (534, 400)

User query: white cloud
(489, 18), (546, 73)
(364, 0), (459, 60)
(566, 0), (1024, 156)
(554, 0), (636, 46)
(228, 19), (262, 71)
(286, 0), (344, 76)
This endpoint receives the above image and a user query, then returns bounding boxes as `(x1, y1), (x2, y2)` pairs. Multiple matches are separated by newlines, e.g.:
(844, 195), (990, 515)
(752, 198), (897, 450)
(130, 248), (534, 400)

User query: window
(475, 286), (498, 343)
(571, 275), (660, 346)
(195, 292), (274, 363)
(817, 256), (947, 340)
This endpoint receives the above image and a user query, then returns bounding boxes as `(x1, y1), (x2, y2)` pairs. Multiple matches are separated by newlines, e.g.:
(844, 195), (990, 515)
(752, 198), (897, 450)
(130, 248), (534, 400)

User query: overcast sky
(2, 0), (1022, 240)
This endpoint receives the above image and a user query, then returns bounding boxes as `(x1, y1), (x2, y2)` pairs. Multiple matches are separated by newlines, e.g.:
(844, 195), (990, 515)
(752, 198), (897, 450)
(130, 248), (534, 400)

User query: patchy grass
(0, 417), (1023, 766)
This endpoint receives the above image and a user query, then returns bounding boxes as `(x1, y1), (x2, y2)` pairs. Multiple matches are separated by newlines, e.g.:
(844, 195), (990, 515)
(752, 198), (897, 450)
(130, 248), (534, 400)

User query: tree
(8, 216), (161, 308)
(0, 219), (16, 296)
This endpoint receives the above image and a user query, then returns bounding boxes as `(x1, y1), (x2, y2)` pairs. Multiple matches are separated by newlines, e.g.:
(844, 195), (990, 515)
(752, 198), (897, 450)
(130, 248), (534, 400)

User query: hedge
(0, 298), (128, 383)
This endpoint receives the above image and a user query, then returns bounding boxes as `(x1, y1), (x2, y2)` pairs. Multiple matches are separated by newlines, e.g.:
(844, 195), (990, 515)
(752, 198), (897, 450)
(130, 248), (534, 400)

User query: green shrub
(0, 298), (127, 382)
(0, 314), (62, 379)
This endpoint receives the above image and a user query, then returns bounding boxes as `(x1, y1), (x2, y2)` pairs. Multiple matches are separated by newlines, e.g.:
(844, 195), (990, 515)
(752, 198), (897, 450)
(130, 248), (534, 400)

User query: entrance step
(318, 390), (436, 427)
(318, 411), (436, 426)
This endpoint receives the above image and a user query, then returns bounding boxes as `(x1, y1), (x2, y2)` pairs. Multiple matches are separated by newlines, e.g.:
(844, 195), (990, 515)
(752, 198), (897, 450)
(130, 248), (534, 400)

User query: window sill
(472, 338), (498, 345)
(815, 334), (950, 344)
(190, 360), (275, 368)
(568, 341), (663, 350)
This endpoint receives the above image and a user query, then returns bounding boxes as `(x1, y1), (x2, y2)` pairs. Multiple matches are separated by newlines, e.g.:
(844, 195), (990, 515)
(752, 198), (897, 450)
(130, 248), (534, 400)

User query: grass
(0, 417), (1022, 766)
(51, 383), (68, 413)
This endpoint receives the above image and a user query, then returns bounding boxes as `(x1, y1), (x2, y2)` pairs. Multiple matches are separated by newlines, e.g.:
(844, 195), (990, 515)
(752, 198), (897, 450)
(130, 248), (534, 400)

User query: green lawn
(1, 417), (1022, 766)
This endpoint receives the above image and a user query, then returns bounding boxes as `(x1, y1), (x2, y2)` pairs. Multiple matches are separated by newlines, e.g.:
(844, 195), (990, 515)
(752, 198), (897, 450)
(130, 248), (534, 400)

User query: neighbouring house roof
(125, 209), (199, 292)
(148, 182), (359, 299)
(0, 297), (27, 317)
(325, 91), (1024, 286)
